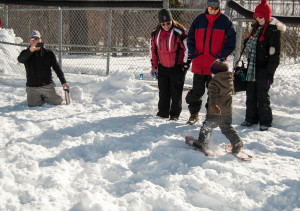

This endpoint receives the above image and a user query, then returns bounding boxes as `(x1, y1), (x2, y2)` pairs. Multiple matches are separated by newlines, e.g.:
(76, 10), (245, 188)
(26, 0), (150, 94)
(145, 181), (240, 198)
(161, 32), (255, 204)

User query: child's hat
(210, 58), (229, 74)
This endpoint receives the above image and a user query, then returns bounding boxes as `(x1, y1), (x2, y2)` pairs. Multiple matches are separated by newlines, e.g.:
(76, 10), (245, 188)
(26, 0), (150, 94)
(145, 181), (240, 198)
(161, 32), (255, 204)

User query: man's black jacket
(18, 47), (67, 87)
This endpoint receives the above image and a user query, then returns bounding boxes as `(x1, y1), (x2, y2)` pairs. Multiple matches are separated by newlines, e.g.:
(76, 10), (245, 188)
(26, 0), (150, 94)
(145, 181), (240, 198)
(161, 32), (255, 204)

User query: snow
(0, 28), (300, 211)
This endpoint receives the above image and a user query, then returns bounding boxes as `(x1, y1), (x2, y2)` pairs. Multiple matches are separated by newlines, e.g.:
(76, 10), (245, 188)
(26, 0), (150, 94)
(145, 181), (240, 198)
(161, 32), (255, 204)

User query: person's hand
(150, 68), (158, 76)
(62, 83), (70, 90)
(29, 44), (39, 52)
(211, 104), (221, 115)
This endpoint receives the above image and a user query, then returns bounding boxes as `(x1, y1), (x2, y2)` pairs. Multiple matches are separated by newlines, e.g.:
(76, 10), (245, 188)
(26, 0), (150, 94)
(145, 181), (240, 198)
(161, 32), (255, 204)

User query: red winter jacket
(150, 26), (189, 69)
(188, 10), (236, 75)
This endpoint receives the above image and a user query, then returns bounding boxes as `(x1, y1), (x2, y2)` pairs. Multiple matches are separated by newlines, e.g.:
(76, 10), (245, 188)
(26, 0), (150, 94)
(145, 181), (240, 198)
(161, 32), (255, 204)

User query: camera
(36, 42), (44, 48)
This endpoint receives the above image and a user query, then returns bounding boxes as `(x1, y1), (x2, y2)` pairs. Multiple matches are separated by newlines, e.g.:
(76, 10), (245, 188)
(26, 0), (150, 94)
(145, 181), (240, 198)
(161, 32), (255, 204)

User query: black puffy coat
(255, 18), (285, 78)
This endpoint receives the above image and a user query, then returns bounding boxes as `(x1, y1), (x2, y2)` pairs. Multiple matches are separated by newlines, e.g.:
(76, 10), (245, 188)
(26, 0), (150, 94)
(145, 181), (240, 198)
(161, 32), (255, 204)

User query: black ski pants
(157, 65), (187, 118)
(245, 70), (272, 126)
(186, 74), (212, 115)
(198, 114), (242, 146)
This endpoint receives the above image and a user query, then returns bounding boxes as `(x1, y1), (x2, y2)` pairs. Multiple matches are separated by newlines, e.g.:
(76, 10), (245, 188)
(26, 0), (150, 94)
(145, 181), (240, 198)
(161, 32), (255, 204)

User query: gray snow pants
(26, 83), (63, 107)
(198, 114), (242, 146)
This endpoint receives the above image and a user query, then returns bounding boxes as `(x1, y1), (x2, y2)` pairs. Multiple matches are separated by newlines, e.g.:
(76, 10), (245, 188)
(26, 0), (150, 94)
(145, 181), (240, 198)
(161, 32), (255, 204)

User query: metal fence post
(224, 0), (231, 16)
(163, 0), (169, 9)
(3, 5), (8, 28)
(233, 0), (245, 67)
(233, 20), (243, 66)
(106, 9), (112, 75)
(58, 7), (63, 68)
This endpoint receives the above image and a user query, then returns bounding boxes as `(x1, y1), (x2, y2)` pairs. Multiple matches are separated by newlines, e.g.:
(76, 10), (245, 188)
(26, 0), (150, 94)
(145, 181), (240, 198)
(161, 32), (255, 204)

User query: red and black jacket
(150, 26), (189, 69)
(188, 10), (236, 75)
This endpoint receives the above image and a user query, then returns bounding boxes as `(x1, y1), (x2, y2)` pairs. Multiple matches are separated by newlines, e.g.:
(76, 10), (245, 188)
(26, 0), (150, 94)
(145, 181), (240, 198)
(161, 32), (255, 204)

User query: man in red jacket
(186, 0), (236, 125)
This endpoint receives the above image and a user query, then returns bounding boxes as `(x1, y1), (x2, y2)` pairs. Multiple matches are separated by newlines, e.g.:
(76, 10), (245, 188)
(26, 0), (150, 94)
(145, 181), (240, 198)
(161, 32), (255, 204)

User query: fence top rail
(232, 18), (300, 26)
(0, 41), (150, 51)
(1, 7), (206, 12)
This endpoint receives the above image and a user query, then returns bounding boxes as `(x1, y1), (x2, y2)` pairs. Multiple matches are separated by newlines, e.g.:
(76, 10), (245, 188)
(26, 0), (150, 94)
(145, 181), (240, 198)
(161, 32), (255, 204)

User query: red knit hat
(253, 0), (271, 41)
(254, 0), (271, 21)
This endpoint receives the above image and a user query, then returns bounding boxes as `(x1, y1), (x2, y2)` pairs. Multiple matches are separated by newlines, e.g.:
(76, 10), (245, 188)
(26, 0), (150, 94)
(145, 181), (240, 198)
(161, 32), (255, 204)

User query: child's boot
(193, 141), (207, 151)
(231, 142), (243, 154)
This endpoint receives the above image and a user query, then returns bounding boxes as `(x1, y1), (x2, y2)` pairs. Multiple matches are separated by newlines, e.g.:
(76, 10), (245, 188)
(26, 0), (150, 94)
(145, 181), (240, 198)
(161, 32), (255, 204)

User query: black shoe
(169, 116), (179, 121)
(231, 142), (243, 154)
(192, 141), (206, 151)
(241, 121), (255, 127)
(156, 113), (169, 118)
(260, 125), (270, 131)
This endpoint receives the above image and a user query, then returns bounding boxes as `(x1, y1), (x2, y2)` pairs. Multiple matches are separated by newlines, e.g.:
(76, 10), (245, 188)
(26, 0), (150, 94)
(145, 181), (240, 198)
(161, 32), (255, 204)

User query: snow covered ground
(0, 29), (300, 211)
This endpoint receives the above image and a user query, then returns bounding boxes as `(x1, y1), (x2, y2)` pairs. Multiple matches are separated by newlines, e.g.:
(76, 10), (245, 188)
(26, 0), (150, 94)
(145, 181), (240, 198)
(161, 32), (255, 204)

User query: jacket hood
(213, 72), (233, 90)
(269, 17), (287, 33)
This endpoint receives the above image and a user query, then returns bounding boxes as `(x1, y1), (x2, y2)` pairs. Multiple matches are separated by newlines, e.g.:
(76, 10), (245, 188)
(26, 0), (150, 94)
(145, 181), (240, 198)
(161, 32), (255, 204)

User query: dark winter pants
(245, 71), (272, 126)
(198, 114), (242, 146)
(186, 74), (212, 115)
(157, 65), (187, 118)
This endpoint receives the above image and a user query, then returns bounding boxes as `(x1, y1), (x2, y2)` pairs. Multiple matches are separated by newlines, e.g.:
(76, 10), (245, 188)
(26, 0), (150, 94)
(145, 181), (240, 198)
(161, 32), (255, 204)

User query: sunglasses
(256, 17), (264, 19)
(208, 7), (219, 10)
(30, 37), (40, 41)
(161, 22), (171, 26)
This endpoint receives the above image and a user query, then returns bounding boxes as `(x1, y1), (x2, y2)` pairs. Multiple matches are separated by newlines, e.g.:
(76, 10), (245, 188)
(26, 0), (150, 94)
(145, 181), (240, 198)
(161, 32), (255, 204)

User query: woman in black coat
(241, 0), (286, 131)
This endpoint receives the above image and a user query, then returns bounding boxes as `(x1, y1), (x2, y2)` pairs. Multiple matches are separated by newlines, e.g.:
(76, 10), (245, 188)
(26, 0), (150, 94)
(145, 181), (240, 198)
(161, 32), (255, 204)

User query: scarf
(245, 26), (263, 82)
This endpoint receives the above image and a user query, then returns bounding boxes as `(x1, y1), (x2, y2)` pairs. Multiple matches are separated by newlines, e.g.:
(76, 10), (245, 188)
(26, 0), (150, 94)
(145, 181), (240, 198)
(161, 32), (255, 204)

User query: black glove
(217, 56), (225, 61)
(267, 74), (274, 85)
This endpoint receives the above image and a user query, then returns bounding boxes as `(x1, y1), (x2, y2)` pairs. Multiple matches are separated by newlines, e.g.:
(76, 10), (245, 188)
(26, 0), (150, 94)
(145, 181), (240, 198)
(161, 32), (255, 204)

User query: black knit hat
(207, 0), (221, 8)
(210, 59), (229, 74)
(158, 9), (173, 23)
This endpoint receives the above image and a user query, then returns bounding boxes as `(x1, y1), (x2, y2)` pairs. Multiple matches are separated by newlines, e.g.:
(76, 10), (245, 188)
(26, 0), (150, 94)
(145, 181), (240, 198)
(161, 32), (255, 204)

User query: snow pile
(0, 28), (24, 74)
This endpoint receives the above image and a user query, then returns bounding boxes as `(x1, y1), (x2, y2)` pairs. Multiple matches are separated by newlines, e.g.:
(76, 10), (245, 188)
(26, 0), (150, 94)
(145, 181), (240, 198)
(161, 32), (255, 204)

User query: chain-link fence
(0, 5), (299, 84)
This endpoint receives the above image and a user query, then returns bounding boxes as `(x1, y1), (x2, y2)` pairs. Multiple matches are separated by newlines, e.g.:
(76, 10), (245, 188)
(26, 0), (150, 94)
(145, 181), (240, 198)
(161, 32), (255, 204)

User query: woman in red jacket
(150, 9), (190, 121)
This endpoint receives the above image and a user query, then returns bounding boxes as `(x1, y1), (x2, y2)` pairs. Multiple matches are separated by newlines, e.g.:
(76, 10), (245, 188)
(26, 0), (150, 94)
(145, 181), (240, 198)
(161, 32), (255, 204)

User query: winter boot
(260, 125), (270, 131)
(186, 113), (199, 125)
(192, 141), (207, 151)
(231, 142), (243, 154)
(169, 116), (179, 121)
(241, 121), (256, 127)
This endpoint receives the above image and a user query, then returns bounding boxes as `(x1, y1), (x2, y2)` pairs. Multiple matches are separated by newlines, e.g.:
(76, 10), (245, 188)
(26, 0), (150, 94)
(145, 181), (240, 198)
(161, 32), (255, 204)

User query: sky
(0, 28), (300, 211)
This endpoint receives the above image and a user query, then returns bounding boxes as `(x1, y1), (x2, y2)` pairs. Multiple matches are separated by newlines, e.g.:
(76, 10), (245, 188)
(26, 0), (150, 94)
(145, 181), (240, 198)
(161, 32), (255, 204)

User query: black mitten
(267, 74), (274, 85)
